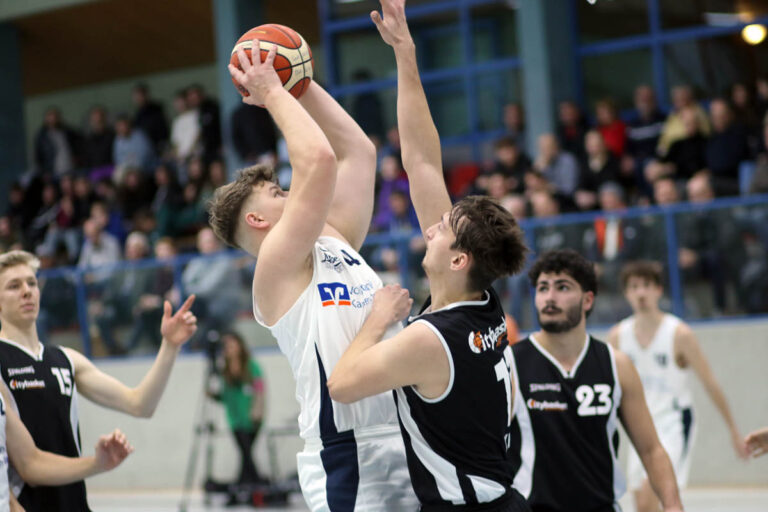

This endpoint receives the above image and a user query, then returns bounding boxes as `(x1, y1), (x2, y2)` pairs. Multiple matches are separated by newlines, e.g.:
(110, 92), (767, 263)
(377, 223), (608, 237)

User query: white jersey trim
(0, 338), (44, 361)
(605, 343), (626, 503)
(529, 334), (591, 379)
(510, 351), (535, 498)
(407, 320), (455, 404)
(396, 388), (465, 505)
(408, 291), (490, 322)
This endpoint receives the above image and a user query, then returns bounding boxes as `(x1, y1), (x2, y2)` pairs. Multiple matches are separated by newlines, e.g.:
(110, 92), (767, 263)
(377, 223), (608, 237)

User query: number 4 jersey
(0, 338), (89, 512)
(508, 335), (625, 512)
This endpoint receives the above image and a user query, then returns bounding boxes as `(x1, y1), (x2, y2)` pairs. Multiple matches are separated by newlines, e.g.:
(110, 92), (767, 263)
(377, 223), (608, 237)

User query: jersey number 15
(51, 368), (73, 396)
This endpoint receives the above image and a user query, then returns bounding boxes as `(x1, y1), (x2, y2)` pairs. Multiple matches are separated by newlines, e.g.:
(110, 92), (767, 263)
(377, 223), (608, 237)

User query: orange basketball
(230, 24), (314, 99)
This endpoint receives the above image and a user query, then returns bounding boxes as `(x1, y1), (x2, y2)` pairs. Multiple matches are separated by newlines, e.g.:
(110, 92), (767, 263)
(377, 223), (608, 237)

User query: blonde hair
(0, 250), (40, 275)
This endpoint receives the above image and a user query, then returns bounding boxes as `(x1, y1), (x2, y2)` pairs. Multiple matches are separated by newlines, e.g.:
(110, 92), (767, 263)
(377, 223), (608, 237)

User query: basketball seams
(270, 23), (301, 48)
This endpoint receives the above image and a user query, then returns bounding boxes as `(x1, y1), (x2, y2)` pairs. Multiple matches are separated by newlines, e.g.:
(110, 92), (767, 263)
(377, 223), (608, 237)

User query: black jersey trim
(0, 338), (44, 361)
(528, 334), (591, 379)
(408, 320), (454, 403)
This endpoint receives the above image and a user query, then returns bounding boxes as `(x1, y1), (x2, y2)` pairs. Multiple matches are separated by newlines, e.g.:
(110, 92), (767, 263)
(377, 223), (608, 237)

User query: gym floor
(88, 487), (768, 511)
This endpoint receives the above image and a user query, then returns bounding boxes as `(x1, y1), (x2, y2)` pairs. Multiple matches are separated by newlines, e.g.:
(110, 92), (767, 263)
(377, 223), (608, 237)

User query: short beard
(538, 303), (583, 334)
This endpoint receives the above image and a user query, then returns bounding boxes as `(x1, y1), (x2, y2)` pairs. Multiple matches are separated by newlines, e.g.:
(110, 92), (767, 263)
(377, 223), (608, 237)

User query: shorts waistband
(304, 423), (401, 450)
(421, 489), (521, 512)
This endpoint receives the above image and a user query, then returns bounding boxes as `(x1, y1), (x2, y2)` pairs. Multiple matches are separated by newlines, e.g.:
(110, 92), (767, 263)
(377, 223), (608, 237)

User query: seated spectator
(157, 181), (206, 238)
(730, 82), (761, 155)
(757, 76), (768, 123)
(371, 155), (408, 232)
(534, 133), (580, 197)
(170, 89), (201, 167)
(372, 190), (424, 277)
(658, 85), (710, 157)
(83, 105), (115, 177)
(647, 106), (707, 184)
(625, 85), (666, 192)
(653, 177), (681, 206)
(28, 183), (64, 252)
(132, 83), (169, 155)
(595, 98), (627, 157)
(576, 130), (622, 211)
(113, 115), (154, 176)
(503, 102), (527, 150)
(231, 102), (277, 165)
(187, 84), (221, 165)
(203, 159), (228, 202)
(500, 194), (528, 221)
(34, 107), (81, 176)
(557, 100), (589, 159)
(750, 122), (768, 194)
(36, 244), (78, 343)
(72, 173), (97, 225)
(90, 200), (126, 245)
(150, 163), (183, 214)
(78, 217), (121, 285)
(92, 231), (155, 355)
(529, 190), (585, 254)
(705, 98), (748, 196)
(117, 168), (156, 225)
(0, 215), (21, 252)
(186, 156), (207, 187)
(182, 227), (241, 346)
(481, 136), (530, 194)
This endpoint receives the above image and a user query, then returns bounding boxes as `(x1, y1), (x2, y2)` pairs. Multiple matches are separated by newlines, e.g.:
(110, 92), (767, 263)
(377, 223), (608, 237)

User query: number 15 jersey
(508, 335), (625, 512)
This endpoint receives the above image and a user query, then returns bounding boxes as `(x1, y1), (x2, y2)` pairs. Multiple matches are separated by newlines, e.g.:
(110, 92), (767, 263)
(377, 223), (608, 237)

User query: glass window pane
(471, 3), (518, 62)
(582, 49), (653, 110)
(330, 0), (440, 20)
(661, 0), (768, 30)
(425, 79), (468, 138)
(476, 69), (522, 132)
(578, 0), (649, 43)
(664, 34), (768, 99)
(39, 271), (83, 353)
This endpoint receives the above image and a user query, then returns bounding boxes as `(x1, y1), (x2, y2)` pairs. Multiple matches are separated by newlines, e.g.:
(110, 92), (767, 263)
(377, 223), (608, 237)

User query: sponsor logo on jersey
(527, 398), (568, 411)
(6, 365), (34, 377)
(9, 379), (45, 391)
(318, 282), (351, 307)
(319, 249), (344, 273)
(468, 316), (507, 354)
(530, 382), (562, 393)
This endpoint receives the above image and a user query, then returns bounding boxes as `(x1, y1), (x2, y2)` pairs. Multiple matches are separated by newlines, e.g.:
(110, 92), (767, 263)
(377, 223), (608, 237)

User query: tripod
(178, 353), (220, 512)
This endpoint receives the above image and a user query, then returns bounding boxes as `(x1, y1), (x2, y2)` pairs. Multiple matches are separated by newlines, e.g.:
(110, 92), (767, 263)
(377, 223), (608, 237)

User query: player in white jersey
(210, 40), (416, 511)
(0, 382), (132, 512)
(607, 260), (747, 512)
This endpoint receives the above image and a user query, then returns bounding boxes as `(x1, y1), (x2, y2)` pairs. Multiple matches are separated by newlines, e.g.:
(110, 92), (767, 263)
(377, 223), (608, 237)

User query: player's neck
(429, 282), (483, 312)
(535, 325), (588, 367)
(0, 322), (41, 353)
(634, 308), (664, 328)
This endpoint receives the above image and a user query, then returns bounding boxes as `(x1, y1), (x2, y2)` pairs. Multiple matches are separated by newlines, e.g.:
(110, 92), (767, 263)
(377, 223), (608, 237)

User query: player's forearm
(705, 382), (739, 434)
(642, 445), (684, 510)
(299, 81), (375, 164)
(19, 452), (100, 487)
(327, 316), (389, 402)
(394, 44), (443, 177)
(263, 86), (336, 177)
(129, 340), (180, 417)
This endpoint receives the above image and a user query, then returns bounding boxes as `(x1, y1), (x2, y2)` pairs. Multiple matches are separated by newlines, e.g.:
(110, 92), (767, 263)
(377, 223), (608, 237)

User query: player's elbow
(326, 375), (357, 404)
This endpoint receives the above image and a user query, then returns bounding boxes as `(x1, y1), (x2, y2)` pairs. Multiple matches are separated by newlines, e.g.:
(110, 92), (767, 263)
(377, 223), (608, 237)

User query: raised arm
(66, 296), (197, 418)
(299, 82), (377, 250)
(674, 324), (747, 458)
(230, 42), (337, 304)
(615, 350), (684, 512)
(372, 0), (452, 233)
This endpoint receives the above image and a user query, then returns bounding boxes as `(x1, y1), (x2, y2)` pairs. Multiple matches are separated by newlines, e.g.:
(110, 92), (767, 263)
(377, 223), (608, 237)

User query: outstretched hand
(95, 429), (134, 472)
(745, 426), (768, 458)
(371, 0), (414, 49)
(160, 295), (197, 348)
(228, 39), (283, 106)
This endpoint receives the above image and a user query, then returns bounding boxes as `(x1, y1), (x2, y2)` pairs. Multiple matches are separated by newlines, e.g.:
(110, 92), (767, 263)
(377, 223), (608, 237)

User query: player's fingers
(178, 294), (195, 314)
(163, 300), (172, 318)
(263, 42), (278, 68)
(370, 10), (383, 29)
(237, 43), (253, 71)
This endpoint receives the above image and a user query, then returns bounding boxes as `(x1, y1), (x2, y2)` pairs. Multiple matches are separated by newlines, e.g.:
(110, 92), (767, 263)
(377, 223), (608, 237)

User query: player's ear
(450, 252), (470, 271)
(244, 212), (269, 230)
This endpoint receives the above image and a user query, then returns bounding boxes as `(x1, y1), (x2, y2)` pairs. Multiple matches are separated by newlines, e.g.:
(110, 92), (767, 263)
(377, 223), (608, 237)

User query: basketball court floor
(89, 487), (768, 511)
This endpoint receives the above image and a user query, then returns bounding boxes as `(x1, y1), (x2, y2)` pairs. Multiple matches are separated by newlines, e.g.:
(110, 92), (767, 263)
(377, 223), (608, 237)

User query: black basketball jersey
(394, 288), (519, 510)
(0, 338), (91, 512)
(508, 335), (624, 512)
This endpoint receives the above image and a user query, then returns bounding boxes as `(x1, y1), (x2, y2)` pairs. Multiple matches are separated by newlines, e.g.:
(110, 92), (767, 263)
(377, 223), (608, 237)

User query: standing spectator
(113, 115), (155, 175)
(34, 107), (81, 176)
(503, 102), (527, 150)
(209, 331), (266, 492)
(557, 100), (589, 159)
(182, 227), (241, 345)
(72, 173), (97, 225)
(658, 85), (710, 156)
(231, 103), (277, 165)
(705, 98), (748, 196)
(648, 107), (707, 184)
(626, 85), (667, 194)
(82, 105), (115, 177)
(170, 89), (201, 167)
(576, 130), (622, 210)
(534, 133), (580, 196)
(187, 85), (221, 165)
(595, 98), (627, 157)
(132, 83), (169, 154)
(730, 82), (761, 155)
(351, 69), (385, 143)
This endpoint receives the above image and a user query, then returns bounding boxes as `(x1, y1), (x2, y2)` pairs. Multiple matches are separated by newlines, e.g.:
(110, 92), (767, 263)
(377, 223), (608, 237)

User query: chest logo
(655, 354), (668, 367)
(6, 366), (34, 377)
(527, 398), (568, 411)
(9, 378), (45, 391)
(319, 249), (344, 273)
(468, 316), (508, 354)
(318, 282), (351, 307)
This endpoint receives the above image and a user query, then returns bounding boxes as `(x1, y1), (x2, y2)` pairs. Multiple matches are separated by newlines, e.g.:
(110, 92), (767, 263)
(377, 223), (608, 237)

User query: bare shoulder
(606, 324), (622, 348)
(253, 252), (314, 326)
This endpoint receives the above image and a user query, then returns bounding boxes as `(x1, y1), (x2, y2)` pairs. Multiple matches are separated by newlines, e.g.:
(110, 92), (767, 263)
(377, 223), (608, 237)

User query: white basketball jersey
(1, 393), (10, 512)
(618, 314), (693, 425)
(254, 236), (401, 439)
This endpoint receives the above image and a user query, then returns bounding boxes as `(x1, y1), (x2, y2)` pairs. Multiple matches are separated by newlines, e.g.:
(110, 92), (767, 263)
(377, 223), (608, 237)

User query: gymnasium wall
(78, 319), (768, 491)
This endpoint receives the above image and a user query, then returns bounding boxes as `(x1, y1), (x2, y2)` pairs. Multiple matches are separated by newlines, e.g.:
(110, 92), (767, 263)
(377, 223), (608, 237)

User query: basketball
(230, 24), (314, 99)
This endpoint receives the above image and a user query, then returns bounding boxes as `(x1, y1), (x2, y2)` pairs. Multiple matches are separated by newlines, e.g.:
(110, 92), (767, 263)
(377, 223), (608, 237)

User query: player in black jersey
(328, 2), (530, 511)
(1, 380), (132, 511)
(0, 250), (198, 512)
(507, 250), (683, 512)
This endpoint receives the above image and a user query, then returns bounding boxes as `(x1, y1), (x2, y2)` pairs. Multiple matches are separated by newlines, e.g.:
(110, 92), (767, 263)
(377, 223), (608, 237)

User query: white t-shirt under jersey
(254, 236), (402, 439)
(618, 313), (693, 427)
(1, 393), (10, 512)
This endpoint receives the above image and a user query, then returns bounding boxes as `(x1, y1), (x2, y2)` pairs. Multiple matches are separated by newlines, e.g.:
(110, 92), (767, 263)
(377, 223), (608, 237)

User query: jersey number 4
(575, 384), (612, 416)
(51, 368), (73, 396)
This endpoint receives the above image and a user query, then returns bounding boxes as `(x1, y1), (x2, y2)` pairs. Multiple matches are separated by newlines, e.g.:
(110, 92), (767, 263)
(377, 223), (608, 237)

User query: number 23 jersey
(508, 335), (625, 512)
